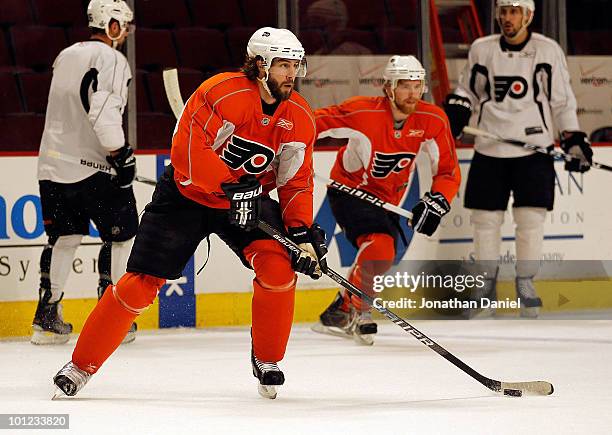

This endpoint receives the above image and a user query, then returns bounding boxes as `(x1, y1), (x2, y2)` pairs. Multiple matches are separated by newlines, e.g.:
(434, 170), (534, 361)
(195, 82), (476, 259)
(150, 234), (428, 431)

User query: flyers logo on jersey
(276, 118), (294, 131)
(220, 135), (276, 174)
(371, 152), (416, 178)
(494, 76), (528, 102)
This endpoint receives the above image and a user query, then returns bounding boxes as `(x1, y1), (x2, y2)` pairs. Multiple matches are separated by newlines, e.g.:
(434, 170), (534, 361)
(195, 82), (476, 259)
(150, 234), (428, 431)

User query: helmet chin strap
(258, 72), (274, 99)
(105, 23), (127, 49)
(499, 9), (533, 43)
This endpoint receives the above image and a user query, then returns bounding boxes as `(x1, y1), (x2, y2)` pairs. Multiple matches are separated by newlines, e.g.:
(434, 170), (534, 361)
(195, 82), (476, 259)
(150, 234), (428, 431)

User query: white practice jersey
(38, 41), (131, 183)
(455, 32), (580, 158)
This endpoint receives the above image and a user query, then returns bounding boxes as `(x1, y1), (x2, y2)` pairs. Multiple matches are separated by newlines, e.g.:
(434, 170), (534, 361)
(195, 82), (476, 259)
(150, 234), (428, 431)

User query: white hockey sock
(513, 207), (546, 277)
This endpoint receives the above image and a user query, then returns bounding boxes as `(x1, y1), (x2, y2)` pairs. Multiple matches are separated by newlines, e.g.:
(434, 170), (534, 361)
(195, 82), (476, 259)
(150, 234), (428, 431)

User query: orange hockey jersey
(315, 96), (460, 206)
(171, 72), (316, 228)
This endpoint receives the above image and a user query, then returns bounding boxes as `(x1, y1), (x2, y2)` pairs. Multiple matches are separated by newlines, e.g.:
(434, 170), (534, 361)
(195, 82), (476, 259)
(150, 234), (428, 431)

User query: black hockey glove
(106, 144), (136, 188)
(560, 131), (593, 173)
(221, 175), (262, 231)
(443, 94), (472, 138)
(410, 192), (450, 236)
(288, 224), (328, 280)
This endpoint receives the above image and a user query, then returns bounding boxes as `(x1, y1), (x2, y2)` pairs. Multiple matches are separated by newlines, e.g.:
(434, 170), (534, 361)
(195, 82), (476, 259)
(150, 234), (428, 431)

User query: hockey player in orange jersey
(312, 55), (461, 345)
(52, 27), (327, 400)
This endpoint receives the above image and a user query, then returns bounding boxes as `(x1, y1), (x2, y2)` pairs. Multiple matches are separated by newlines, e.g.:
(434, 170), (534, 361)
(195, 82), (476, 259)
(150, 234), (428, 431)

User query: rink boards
(1, 148), (612, 337)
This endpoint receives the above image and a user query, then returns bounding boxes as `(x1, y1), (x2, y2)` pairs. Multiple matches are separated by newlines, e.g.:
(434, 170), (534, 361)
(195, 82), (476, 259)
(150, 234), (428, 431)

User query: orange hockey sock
(245, 240), (296, 363)
(348, 233), (395, 311)
(72, 272), (165, 374)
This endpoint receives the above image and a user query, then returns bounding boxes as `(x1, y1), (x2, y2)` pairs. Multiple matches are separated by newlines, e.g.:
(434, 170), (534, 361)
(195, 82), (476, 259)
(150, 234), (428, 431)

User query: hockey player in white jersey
(444, 0), (593, 318)
(33, 0), (138, 344)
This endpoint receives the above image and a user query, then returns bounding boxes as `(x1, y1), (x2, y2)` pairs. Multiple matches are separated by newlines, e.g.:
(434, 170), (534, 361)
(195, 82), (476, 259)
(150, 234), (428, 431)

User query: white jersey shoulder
(38, 41), (132, 183)
(456, 32), (579, 158)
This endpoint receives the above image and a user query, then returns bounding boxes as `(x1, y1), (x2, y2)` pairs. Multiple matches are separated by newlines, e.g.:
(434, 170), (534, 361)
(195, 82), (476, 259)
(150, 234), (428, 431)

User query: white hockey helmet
(383, 55), (427, 91)
(87, 0), (133, 42)
(247, 27), (307, 78)
(495, 0), (535, 36)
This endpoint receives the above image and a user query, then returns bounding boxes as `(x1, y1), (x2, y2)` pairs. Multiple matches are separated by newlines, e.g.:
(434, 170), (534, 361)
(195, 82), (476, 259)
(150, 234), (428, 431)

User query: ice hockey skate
(347, 309), (377, 346)
(311, 291), (353, 338)
(463, 268), (498, 319)
(516, 276), (542, 318)
(31, 290), (73, 345)
(52, 361), (91, 398)
(251, 351), (284, 399)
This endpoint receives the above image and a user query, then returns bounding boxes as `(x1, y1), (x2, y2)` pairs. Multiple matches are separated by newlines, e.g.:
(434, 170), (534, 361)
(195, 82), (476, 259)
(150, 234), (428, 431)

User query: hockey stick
(257, 218), (554, 397)
(42, 150), (157, 186)
(464, 126), (612, 172)
(163, 68), (185, 119)
(314, 174), (413, 220)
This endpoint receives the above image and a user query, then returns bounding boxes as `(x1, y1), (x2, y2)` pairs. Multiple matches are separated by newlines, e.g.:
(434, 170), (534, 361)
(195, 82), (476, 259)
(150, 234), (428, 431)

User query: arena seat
(175, 28), (230, 71)
(299, 29), (327, 54)
(146, 69), (205, 114)
(67, 27), (91, 44)
(344, 0), (388, 29)
(0, 113), (45, 151)
(189, 0), (243, 29)
(18, 71), (52, 113)
(240, 0), (277, 28)
(135, 69), (153, 113)
(0, 0), (34, 26)
(32, 0), (86, 27)
(10, 26), (67, 71)
(378, 27), (418, 54)
(226, 27), (256, 66)
(135, 0), (191, 28)
(137, 112), (176, 150)
(0, 36), (13, 69)
(386, 0), (418, 29)
(135, 28), (177, 71)
(0, 72), (23, 113)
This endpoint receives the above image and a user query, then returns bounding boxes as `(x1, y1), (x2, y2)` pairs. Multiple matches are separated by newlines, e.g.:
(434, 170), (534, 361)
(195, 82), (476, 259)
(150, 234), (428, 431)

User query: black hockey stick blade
(257, 219), (554, 397)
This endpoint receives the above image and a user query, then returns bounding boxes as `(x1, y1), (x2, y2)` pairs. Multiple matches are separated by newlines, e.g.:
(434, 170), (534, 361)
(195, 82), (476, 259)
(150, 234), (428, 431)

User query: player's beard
(267, 78), (294, 101)
(395, 98), (418, 115)
(501, 21), (519, 39)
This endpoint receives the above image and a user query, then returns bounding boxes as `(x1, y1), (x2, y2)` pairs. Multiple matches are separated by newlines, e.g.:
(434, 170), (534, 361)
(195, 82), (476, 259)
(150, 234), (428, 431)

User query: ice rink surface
(1, 319), (611, 435)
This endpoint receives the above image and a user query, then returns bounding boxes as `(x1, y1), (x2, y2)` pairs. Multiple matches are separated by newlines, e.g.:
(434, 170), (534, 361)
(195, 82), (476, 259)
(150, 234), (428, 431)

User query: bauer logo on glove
(410, 191), (451, 236)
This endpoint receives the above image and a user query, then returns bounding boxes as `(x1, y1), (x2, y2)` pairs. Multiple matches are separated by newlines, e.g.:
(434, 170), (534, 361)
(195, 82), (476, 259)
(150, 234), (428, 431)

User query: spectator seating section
(1, 0), (607, 151)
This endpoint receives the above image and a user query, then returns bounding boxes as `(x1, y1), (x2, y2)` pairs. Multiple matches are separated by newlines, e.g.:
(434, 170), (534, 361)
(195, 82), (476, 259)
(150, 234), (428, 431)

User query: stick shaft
(464, 126), (612, 172)
(315, 174), (413, 220)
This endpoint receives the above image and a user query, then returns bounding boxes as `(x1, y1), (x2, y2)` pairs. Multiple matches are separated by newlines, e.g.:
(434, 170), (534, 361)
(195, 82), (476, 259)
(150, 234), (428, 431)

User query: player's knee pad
(513, 207), (546, 276)
(472, 210), (504, 261)
(113, 272), (165, 313)
(40, 234), (83, 302)
(247, 240), (295, 292)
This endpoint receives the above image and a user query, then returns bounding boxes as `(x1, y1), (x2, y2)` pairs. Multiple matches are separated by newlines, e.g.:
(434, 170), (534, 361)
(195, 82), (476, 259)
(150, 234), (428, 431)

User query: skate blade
(311, 323), (353, 339)
(463, 307), (496, 320)
(31, 328), (70, 345)
(51, 387), (64, 400)
(121, 331), (136, 344)
(257, 384), (278, 400)
(353, 332), (374, 346)
(520, 306), (540, 318)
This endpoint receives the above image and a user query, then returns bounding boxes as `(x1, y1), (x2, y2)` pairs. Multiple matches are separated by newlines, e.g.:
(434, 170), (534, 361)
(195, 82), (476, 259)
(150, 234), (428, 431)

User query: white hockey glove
(288, 224), (328, 279)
